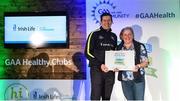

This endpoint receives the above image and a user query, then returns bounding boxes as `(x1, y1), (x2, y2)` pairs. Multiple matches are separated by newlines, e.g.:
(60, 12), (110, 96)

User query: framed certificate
(105, 50), (135, 70)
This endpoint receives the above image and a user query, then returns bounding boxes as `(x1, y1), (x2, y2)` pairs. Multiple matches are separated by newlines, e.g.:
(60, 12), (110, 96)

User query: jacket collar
(100, 26), (112, 32)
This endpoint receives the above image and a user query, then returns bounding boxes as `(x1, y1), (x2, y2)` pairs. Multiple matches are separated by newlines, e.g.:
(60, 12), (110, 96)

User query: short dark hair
(100, 13), (113, 22)
(119, 27), (134, 40)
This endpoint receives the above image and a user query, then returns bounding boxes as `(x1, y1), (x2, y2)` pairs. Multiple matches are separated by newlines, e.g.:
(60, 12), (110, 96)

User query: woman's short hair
(119, 27), (134, 40)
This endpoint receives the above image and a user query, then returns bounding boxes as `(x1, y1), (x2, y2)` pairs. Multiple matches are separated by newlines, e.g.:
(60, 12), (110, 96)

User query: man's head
(100, 13), (113, 30)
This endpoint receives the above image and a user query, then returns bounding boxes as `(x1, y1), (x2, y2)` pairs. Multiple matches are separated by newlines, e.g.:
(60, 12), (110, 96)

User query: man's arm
(84, 32), (103, 67)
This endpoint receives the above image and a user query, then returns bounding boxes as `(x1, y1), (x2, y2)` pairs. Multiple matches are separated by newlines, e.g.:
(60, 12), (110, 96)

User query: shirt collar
(122, 44), (134, 50)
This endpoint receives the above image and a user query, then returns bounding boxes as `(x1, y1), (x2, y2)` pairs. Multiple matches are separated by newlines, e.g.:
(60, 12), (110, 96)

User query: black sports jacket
(84, 27), (117, 68)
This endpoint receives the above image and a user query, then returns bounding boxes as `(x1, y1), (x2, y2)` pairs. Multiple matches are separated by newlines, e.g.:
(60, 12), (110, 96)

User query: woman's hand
(113, 68), (120, 72)
(131, 64), (140, 72)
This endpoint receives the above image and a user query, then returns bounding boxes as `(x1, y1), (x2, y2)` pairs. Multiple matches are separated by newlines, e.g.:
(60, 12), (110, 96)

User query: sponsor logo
(98, 35), (104, 39)
(30, 88), (72, 100)
(12, 24), (54, 32)
(4, 84), (72, 100)
(4, 83), (30, 100)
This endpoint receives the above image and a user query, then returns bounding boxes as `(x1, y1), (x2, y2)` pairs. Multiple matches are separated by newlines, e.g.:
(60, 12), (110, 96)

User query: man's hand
(101, 64), (109, 72)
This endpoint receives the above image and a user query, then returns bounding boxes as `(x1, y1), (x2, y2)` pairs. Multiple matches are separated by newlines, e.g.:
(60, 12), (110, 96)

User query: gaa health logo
(4, 83), (30, 100)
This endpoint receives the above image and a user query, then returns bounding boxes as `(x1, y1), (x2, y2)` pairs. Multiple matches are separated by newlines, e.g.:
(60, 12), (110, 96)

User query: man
(84, 13), (117, 100)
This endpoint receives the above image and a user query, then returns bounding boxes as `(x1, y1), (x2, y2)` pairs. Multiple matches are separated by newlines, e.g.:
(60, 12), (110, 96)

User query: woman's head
(119, 27), (134, 44)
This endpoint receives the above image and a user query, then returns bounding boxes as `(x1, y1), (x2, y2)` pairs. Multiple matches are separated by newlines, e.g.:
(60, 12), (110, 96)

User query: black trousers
(90, 67), (115, 100)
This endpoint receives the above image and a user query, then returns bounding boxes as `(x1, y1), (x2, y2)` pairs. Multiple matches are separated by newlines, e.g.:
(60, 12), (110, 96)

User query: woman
(116, 27), (148, 100)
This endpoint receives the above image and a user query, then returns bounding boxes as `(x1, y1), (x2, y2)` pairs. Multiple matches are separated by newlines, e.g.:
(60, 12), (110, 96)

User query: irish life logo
(91, 0), (116, 24)
(4, 83), (30, 100)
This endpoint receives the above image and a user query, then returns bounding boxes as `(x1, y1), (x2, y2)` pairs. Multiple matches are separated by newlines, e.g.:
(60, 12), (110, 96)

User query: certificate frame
(105, 50), (135, 70)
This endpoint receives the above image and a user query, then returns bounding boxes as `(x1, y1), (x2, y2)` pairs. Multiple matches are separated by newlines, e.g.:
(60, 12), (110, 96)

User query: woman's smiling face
(121, 29), (134, 44)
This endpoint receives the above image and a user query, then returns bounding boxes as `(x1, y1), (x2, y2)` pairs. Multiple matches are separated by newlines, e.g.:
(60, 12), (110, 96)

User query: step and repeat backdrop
(86, 0), (180, 100)
(0, 0), (179, 100)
